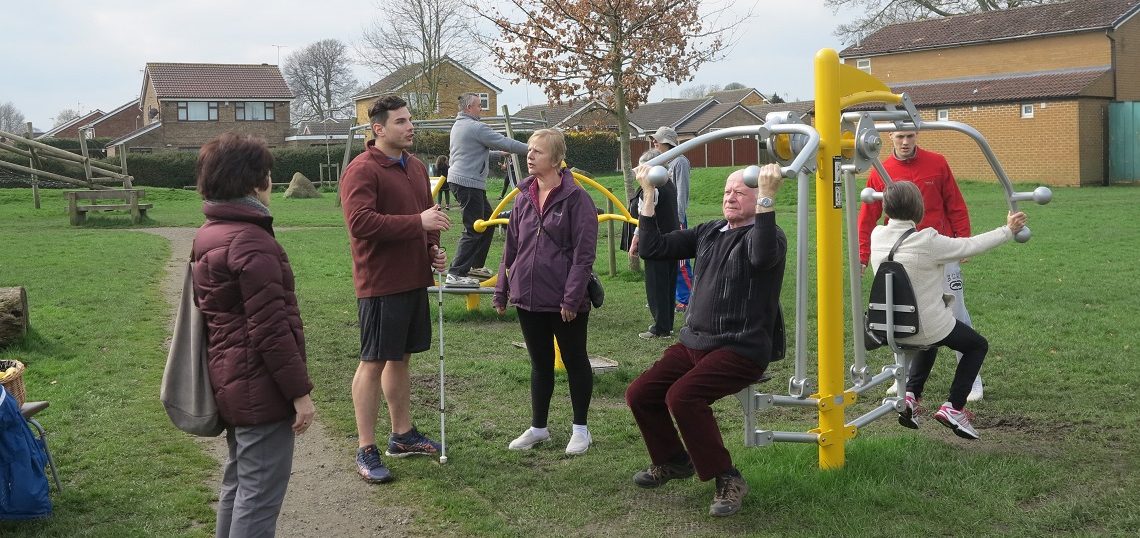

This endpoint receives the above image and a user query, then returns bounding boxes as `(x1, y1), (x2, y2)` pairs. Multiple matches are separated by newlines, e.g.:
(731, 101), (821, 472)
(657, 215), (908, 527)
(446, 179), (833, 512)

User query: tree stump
(0, 287), (29, 347)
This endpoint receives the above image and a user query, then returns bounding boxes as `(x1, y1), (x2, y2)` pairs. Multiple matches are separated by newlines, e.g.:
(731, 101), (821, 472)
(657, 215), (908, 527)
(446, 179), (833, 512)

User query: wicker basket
(0, 359), (26, 406)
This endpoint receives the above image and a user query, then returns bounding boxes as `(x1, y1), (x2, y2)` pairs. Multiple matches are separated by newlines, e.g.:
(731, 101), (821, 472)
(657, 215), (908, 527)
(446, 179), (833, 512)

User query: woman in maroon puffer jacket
(191, 133), (316, 538)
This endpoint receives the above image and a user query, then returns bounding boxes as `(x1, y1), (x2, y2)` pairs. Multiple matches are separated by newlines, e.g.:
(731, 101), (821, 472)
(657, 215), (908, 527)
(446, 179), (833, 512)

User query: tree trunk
(0, 287), (29, 347)
(612, 68), (641, 273)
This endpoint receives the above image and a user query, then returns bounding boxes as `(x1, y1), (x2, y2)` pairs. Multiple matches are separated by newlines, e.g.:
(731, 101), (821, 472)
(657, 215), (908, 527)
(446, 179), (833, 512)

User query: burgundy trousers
(626, 343), (765, 481)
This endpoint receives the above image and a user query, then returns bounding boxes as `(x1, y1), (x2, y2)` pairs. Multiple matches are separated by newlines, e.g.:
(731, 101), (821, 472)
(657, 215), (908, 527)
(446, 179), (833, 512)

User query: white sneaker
(565, 430), (591, 455)
(445, 274), (480, 287)
(967, 375), (984, 402)
(934, 402), (979, 440)
(508, 428), (549, 450)
(885, 379), (900, 396)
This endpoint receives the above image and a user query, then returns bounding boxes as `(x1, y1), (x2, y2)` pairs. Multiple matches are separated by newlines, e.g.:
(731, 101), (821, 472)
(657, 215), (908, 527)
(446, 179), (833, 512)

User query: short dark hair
(369, 94), (408, 126)
(435, 155), (448, 168)
(196, 133), (273, 200)
(883, 181), (925, 223)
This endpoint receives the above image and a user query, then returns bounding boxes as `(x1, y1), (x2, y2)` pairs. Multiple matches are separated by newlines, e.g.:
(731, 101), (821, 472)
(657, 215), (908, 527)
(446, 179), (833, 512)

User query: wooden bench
(66, 189), (152, 225)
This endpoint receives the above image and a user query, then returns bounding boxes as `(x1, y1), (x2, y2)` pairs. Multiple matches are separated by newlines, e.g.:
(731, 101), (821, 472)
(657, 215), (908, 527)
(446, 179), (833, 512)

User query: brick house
(107, 63), (293, 156)
(353, 57), (502, 123)
(840, 0), (1140, 186)
(36, 110), (104, 140)
(515, 96), (766, 168)
(707, 88), (769, 107)
(284, 118), (363, 148)
(85, 99), (143, 140)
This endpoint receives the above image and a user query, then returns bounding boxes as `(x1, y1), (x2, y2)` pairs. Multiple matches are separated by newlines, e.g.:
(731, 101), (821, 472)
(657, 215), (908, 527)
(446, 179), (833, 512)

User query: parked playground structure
(0, 125), (148, 224)
(639, 49), (1053, 470)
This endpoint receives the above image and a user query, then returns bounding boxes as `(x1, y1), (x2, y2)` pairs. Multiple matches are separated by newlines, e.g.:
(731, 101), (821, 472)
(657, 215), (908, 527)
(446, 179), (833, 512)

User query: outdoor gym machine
(642, 48), (1052, 470)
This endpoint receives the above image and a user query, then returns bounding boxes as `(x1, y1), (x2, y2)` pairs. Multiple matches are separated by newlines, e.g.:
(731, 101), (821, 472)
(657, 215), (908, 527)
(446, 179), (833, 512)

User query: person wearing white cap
(651, 126), (694, 314)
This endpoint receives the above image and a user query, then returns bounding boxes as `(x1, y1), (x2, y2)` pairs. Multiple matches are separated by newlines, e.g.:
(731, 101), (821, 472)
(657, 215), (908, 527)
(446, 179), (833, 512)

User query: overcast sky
(2, 0), (860, 131)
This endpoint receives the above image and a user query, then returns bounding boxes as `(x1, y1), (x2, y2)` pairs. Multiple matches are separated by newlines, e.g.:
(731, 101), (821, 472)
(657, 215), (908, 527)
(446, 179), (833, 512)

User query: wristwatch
(757, 196), (774, 208)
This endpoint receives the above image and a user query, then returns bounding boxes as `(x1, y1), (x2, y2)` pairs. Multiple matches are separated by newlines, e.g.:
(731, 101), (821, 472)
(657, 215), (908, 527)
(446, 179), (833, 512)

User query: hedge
(3, 128), (624, 189)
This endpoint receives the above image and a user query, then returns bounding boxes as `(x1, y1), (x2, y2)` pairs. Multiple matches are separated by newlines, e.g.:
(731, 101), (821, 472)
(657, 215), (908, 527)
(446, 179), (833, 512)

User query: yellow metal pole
(814, 48), (847, 469)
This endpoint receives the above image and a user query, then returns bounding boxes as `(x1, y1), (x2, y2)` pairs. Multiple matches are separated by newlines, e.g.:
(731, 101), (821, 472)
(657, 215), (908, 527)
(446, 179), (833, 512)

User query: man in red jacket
(857, 130), (984, 402)
(340, 94), (451, 483)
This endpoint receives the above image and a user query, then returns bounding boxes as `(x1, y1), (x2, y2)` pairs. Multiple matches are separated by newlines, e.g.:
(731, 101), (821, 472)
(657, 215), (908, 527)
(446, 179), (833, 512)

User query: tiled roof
(353, 57), (503, 100)
(37, 110), (105, 139)
(888, 67), (1112, 107)
(145, 63), (293, 100)
(627, 98), (713, 132)
(841, 0), (1140, 57)
(295, 118), (356, 136)
(747, 100), (817, 120)
(89, 99), (141, 127)
(107, 121), (162, 146)
(677, 103), (761, 134)
(707, 88), (763, 103)
(513, 100), (608, 127)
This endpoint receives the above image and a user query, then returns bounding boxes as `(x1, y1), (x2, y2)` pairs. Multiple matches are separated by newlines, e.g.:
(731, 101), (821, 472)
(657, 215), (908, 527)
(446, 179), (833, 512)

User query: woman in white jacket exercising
(869, 181), (1026, 440)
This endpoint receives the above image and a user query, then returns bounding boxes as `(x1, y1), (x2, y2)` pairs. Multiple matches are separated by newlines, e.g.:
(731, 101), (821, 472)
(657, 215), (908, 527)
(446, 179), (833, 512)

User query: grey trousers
(216, 418), (295, 538)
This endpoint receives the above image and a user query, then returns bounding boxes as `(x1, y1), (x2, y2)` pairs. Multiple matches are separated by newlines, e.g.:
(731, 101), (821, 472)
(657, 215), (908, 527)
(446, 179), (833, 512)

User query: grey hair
(459, 93), (481, 110)
(638, 148), (661, 165)
(883, 181), (925, 223)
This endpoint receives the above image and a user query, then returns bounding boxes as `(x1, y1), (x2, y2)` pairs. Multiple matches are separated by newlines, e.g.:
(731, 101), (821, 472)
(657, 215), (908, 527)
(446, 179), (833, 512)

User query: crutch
(436, 267), (448, 464)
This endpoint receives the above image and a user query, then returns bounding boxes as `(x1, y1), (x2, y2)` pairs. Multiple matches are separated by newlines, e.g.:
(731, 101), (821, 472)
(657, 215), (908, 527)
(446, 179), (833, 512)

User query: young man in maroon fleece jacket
(340, 94), (450, 483)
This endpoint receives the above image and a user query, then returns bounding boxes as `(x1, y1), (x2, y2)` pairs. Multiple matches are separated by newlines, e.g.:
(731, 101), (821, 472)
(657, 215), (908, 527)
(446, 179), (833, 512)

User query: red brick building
(86, 99), (143, 140)
(840, 0), (1140, 186)
(108, 63), (293, 156)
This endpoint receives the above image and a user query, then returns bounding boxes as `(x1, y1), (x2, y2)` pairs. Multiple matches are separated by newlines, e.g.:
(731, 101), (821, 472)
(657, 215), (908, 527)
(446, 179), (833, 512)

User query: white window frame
(478, 92), (490, 111)
(856, 59), (871, 73)
(236, 101), (275, 121)
(1021, 103), (1034, 119)
(177, 101), (218, 121)
(937, 108), (949, 121)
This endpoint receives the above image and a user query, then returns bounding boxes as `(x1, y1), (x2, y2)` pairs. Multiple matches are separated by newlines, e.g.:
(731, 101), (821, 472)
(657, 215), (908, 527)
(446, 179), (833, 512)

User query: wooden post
(118, 145), (132, 188)
(128, 189), (142, 223)
(501, 105), (524, 182)
(67, 192), (83, 225)
(77, 127), (95, 189)
(25, 122), (40, 209)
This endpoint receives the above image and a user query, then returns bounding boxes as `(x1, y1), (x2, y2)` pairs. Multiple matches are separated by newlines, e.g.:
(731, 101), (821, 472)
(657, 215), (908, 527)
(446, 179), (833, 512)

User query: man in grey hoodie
(445, 93), (530, 286)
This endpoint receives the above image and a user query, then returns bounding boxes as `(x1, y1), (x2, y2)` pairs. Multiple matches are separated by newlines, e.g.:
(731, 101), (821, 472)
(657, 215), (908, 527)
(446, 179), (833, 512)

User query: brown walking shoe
(632, 461), (695, 488)
(709, 471), (749, 517)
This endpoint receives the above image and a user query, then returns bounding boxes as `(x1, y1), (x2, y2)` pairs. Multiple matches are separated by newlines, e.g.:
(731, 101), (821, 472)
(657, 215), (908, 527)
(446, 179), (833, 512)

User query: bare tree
(678, 84), (723, 99)
(358, 0), (477, 118)
(481, 0), (742, 216)
(826, 0), (1063, 43)
(53, 108), (81, 127)
(284, 39), (359, 123)
(0, 102), (25, 133)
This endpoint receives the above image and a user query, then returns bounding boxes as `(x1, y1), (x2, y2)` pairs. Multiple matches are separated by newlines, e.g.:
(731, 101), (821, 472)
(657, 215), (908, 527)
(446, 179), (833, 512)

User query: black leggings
(906, 320), (987, 409)
(516, 308), (592, 427)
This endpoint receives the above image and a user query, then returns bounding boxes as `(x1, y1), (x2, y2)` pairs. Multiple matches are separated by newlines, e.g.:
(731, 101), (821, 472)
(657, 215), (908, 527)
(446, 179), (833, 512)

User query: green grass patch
(2, 175), (1139, 535)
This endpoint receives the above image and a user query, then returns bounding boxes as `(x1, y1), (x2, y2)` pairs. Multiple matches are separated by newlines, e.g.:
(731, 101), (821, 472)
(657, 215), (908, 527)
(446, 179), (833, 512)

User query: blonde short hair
(528, 128), (566, 167)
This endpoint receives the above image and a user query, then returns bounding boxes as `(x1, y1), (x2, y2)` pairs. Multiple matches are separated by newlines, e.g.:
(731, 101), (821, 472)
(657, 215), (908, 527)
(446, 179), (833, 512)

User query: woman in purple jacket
(493, 129), (599, 455)
(192, 133), (316, 537)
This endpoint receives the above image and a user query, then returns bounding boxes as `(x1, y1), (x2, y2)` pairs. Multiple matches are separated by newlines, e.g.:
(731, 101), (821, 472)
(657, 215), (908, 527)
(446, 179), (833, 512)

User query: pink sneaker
(898, 392), (921, 429)
(934, 402), (979, 440)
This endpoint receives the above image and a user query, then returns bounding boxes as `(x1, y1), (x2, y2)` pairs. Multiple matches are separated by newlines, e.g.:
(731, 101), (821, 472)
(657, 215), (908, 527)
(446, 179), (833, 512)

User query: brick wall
(353, 62), (500, 125)
(872, 101), (1098, 187)
(848, 32), (1111, 84)
(140, 100), (291, 151)
(90, 104), (143, 140)
(1113, 13), (1140, 100)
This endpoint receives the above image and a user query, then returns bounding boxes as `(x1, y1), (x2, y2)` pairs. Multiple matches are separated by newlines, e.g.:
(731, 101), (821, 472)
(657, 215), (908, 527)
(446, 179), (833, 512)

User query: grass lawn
(1, 169), (1139, 536)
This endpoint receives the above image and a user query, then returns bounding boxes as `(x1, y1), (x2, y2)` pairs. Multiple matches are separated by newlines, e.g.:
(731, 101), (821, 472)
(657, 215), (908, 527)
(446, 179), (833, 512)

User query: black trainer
(632, 461), (695, 488)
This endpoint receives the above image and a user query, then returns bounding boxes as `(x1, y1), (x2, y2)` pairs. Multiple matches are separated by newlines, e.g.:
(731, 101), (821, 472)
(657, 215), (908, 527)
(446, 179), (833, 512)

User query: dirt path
(140, 228), (410, 537)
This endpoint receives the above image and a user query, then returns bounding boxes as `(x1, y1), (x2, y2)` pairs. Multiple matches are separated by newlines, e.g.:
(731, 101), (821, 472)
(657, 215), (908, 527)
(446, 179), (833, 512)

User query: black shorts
(358, 289), (431, 361)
